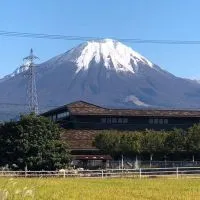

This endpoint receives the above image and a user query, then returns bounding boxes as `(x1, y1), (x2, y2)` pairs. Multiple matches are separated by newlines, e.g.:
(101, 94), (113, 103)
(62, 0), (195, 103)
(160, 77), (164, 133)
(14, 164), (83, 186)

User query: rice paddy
(0, 177), (200, 200)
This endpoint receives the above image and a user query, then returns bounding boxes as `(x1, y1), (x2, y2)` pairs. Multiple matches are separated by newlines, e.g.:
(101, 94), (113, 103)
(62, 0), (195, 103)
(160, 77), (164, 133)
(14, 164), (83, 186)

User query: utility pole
(23, 49), (39, 114)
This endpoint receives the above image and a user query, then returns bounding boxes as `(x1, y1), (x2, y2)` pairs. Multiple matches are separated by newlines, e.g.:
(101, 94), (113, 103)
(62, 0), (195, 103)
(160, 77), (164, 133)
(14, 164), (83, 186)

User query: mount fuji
(1, 39), (200, 120)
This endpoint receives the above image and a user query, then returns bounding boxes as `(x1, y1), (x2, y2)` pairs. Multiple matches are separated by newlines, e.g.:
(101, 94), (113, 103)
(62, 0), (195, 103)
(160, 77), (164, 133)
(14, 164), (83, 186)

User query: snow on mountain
(45, 39), (154, 74)
(124, 95), (149, 107)
(75, 39), (154, 73)
(0, 61), (30, 82)
(193, 79), (200, 84)
(1, 38), (200, 120)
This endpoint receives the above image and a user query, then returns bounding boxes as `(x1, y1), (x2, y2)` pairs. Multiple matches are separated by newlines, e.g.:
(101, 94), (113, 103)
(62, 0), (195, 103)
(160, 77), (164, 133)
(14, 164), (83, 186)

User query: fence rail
(1, 167), (200, 178)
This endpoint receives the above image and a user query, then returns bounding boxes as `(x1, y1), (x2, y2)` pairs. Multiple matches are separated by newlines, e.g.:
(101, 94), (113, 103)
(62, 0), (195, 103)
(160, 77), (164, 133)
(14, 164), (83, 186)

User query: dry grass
(0, 177), (199, 199)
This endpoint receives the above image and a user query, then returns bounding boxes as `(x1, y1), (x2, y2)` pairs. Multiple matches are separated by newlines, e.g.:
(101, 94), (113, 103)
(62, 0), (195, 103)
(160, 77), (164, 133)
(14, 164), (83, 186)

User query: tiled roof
(67, 101), (107, 114)
(61, 129), (101, 149)
(42, 100), (200, 118)
(67, 101), (200, 117)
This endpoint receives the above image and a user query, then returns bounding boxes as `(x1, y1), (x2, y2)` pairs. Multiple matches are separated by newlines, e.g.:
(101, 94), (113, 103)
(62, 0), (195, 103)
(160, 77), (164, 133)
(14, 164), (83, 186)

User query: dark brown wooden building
(42, 101), (200, 167)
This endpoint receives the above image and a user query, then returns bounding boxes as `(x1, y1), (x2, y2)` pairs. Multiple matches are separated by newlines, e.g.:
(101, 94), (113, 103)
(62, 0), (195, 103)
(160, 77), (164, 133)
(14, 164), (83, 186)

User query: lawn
(0, 178), (200, 200)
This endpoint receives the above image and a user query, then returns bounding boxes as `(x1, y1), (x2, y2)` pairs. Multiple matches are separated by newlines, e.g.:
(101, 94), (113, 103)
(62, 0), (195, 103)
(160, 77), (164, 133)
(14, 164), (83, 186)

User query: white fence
(1, 167), (200, 179)
(109, 160), (200, 169)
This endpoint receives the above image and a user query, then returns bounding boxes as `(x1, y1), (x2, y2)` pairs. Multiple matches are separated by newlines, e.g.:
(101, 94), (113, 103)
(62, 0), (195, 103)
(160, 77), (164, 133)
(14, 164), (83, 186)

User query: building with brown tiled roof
(42, 101), (200, 168)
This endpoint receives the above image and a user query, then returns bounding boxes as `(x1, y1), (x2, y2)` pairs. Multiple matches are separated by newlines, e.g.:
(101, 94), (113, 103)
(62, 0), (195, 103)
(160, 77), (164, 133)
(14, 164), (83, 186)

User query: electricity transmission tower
(23, 48), (39, 114)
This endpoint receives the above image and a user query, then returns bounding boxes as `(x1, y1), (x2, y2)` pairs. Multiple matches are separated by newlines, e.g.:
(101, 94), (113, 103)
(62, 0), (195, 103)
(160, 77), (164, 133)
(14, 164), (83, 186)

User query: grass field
(0, 178), (200, 200)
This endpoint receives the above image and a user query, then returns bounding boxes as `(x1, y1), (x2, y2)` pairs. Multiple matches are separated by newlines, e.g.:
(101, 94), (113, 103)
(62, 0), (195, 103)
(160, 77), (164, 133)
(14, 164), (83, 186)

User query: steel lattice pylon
(23, 49), (39, 114)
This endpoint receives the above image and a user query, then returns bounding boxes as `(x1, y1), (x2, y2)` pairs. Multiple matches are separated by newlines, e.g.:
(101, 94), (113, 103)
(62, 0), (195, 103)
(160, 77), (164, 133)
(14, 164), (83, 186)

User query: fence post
(25, 165), (27, 178)
(139, 168), (142, 179)
(63, 170), (66, 178)
(176, 167), (179, 179)
(101, 169), (104, 178)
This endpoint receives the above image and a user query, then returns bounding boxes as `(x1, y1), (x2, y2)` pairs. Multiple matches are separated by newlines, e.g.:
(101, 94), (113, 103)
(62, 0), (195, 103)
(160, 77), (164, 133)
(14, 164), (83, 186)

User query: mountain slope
(1, 39), (200, 120)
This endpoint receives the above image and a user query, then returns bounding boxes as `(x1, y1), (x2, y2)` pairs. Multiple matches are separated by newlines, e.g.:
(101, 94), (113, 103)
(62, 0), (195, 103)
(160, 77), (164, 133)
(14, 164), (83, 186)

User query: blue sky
(1, 0), (200, 78)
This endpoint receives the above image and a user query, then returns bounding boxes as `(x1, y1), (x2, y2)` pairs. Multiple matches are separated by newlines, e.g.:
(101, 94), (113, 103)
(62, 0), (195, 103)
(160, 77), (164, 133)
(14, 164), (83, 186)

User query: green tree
(0, 114), (70, 170)
(141, 130), (166, 155)
(186, 124), (200, 154)
(120, 132), (142, 155)
(94, 131), (121, 156)
(165, 129), (186, 154)
(94, 131), (142, 157)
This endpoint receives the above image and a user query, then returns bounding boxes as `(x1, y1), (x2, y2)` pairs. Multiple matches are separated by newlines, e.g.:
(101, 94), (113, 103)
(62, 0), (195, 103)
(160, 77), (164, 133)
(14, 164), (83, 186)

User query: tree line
(0, 114), (70, 170)
(94, 124), (200, 160)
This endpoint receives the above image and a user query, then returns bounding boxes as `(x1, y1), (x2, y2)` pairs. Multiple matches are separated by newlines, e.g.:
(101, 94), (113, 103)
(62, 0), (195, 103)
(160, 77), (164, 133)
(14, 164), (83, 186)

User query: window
(101, 118), (106, 123)
(100, 117), (129, 124)
(112, 118), (117, 123)
(123, 118), (128, 123)
(149, 119), (153, 124)
(154, 119), (158, 124)
(164, 119), (168, 124)
(106, 118), (112, 124)
(118, 118), (123, 123)
(57, 113), (63, 119)
(57, 111), (70, 120)
(148, 118), (168, 125)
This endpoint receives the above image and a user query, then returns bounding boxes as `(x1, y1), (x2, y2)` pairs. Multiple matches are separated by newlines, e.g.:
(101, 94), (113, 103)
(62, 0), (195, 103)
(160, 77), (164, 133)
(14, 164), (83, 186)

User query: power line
(1, 30), (200, 44)
(0, 102), (58, 108)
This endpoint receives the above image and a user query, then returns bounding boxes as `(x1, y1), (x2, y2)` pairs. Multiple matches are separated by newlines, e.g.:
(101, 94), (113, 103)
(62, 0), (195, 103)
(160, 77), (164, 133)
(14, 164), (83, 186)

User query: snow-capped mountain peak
(75, 39), (154, 73)
(0, 62), (31, 82)
(44, 38), (154, 75)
